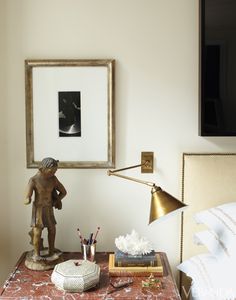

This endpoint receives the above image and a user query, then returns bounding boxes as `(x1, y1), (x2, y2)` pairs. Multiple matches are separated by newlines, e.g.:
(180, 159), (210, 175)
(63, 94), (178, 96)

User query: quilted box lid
(51, 259), (100, 292)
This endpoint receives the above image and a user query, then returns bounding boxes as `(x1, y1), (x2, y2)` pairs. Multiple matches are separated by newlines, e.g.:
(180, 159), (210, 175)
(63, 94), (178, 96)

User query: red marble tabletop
(0, 252), (181, 300)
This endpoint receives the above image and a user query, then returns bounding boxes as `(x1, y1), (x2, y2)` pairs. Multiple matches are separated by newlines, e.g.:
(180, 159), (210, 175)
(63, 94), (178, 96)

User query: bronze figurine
(24, 157), (67, 270)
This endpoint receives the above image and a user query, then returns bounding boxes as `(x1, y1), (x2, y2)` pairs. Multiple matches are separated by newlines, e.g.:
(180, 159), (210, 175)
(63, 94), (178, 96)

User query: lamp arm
(108, 170), (155, 188)
(110, 161), (150, 174)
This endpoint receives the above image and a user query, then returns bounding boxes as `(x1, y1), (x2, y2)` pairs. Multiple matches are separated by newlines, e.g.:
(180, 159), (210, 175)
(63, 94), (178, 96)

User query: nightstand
(0, 252), (181, 299)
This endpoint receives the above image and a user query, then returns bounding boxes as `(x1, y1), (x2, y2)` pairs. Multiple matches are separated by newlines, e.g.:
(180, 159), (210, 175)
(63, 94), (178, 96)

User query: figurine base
(25, 248), (63, 271)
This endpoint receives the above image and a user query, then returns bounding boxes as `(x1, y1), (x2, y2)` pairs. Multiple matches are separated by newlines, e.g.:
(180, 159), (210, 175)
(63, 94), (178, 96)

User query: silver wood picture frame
(25, 59), (115, 168)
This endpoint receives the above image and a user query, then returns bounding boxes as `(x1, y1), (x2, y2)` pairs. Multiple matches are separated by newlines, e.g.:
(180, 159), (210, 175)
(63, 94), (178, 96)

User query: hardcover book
(115, 249), (157, 267)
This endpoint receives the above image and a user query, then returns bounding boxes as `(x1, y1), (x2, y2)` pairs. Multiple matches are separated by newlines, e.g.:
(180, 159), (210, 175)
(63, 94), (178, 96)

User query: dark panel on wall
(200, 0), (236, 136)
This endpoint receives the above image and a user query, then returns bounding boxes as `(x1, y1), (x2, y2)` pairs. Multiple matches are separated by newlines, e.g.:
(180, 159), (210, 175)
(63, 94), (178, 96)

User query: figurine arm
(24, 178), (34, 205)
(55, 179), (67, 201)
(53, 178), (67, 210)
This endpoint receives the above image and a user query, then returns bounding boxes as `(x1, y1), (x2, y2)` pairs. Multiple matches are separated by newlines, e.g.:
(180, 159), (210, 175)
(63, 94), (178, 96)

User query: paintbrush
(93, 226), (100, 244)
(77, 228), (84, 244)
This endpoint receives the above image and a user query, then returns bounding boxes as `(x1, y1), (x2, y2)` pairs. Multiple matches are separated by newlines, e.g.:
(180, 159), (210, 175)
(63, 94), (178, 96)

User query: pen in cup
(77, 226), (101, 246)
(77, 228), (84, 244)
(88, 233), (93, 245)
(93, 227), (100, 244)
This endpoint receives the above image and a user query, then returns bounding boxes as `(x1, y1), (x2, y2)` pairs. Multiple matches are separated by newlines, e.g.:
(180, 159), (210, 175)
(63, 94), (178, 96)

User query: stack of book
(109, 250), (163, 277)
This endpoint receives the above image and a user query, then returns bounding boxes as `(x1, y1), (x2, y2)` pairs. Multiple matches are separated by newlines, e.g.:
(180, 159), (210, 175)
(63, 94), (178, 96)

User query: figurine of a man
(24, 157), (67, 260)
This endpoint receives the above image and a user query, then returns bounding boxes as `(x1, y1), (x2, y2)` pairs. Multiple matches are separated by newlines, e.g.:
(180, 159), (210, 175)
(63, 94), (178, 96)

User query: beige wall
(1, 0), (236, 285)
(0, 0), (11, 283)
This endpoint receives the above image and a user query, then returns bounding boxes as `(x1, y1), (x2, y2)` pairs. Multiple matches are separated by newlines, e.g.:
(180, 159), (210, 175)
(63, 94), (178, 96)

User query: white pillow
(178, 253), (236, 300)
(194, 202), (236, 253)
(193, 230), (236, 262)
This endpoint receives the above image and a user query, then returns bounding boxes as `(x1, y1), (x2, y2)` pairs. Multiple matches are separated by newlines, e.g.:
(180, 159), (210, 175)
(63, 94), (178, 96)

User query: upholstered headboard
(180, 153), (236, 299)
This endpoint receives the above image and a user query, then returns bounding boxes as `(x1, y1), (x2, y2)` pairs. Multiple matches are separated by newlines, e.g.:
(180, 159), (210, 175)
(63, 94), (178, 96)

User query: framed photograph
(25, 59), (115, 168)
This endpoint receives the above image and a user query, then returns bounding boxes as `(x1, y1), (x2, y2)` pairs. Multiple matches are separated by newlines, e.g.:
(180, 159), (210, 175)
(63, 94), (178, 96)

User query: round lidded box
(51, 259), (100, 292)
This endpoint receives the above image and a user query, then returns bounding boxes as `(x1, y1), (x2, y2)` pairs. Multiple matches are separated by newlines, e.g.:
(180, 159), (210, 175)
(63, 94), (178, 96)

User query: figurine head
(39, 157), (59, 178)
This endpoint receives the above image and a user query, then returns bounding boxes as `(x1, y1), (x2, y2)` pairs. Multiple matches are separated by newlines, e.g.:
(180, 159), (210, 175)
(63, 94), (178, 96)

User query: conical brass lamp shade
(149, 185), (187, 224)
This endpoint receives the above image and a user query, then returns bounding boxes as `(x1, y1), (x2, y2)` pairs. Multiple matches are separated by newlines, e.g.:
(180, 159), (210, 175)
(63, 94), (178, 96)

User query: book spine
(115, 260), (157, 267)
(115, 250), (155, 259)
(115, 255), (156, 260)
(115, 255), (156, 261)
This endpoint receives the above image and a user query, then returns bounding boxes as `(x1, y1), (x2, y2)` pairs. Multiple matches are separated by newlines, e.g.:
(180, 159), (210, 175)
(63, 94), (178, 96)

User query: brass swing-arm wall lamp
(108, 152), (187, 225)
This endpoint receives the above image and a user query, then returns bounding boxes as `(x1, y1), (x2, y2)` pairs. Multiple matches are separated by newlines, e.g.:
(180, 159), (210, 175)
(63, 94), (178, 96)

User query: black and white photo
(58, 91), (81, 137)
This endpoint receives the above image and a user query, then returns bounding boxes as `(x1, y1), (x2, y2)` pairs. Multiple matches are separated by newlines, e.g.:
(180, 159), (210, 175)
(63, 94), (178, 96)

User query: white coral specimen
(115, 230), (153, 255)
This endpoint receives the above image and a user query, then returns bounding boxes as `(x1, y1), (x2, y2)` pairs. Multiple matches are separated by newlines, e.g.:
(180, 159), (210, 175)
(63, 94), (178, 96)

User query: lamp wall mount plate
(141, 152), (154, 173)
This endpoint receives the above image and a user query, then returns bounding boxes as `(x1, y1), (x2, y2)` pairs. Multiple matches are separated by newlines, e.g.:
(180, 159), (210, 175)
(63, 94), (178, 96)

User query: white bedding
(178, 252), (236, 300)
